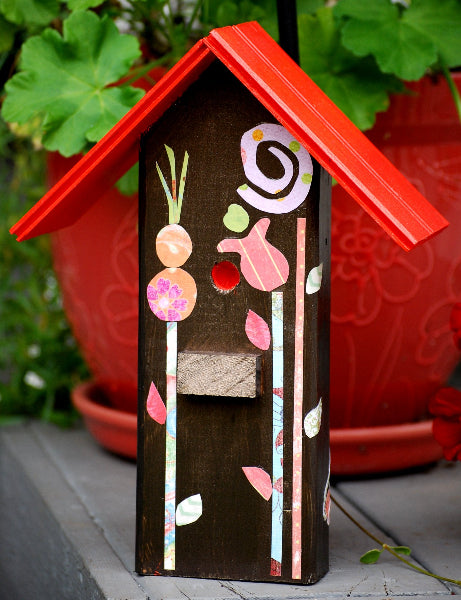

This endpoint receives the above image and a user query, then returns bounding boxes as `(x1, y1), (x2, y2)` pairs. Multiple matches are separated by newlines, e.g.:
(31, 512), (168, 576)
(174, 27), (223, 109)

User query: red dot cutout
(211, 261), (240, 292)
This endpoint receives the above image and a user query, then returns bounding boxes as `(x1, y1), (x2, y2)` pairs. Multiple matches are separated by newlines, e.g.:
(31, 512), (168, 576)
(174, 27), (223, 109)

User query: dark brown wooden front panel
(136, 60), (330, 584)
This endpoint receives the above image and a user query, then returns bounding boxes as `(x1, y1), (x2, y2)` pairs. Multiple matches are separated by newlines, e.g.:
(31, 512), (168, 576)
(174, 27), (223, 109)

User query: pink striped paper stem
(292, 218), (306, 579)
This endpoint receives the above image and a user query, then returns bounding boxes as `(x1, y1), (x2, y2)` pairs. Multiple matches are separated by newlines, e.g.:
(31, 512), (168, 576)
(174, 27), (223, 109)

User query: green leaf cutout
(0, 0), (59, 26)
(360, 549), (383, 564)
(1, 10), (143, 156)
(299, 7), (402, 130)
(334, 0), (461, 80)
(156, 145), (189, 224)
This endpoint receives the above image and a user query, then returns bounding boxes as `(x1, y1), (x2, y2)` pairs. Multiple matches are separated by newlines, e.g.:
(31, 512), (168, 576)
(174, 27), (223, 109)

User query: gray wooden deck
(1, 421), (460, 599)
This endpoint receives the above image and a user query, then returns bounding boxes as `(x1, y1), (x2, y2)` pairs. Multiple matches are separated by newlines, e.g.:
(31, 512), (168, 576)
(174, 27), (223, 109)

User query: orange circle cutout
(156, 224), (192, 267)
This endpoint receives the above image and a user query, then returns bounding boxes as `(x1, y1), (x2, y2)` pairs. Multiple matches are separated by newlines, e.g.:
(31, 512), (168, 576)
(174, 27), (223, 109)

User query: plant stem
(184, 0), (204, 39)
(440, 61), (461, 124)
(383, 544), (461, 587)
(331, 493), (383, 546)
(330, 493), (461, 588)
(120, 55), (173, 88)
(201, 0), (209, 24)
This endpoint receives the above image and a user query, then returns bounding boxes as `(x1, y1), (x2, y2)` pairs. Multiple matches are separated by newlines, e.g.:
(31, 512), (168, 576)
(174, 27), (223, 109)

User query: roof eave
(11, 40), (215, 241)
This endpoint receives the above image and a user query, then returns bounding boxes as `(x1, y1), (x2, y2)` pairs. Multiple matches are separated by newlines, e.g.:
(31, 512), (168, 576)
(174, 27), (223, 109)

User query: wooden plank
(177, 351), (261, 398)
(136, 61), (330, 584)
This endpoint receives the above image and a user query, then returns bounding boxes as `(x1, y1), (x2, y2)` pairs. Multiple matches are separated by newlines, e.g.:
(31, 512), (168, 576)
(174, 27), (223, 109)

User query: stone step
(1, 422), (459, 599)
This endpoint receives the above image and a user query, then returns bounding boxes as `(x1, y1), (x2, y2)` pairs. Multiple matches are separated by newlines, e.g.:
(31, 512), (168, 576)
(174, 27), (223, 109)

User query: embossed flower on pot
(331, 206), (433, 326)
(450, 303), (461, 350)
(414, 263), (461, 376)
(429, 387), (461, 461)
(147, 270), (196, 321)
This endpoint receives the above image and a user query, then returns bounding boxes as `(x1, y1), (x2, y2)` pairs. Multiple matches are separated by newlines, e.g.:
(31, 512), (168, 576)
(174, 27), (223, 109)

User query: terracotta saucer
(73, 381), (443, 472)
(72, 381), (137, 460)
(330, 420), (443, 476)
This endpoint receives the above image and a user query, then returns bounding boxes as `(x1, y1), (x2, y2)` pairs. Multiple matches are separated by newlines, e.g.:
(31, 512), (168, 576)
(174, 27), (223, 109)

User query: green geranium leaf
(115, 162), (139, 195)
(392, 545), (412, 556)
(66, 0), (105, 9)
(0, 0), (59, 26)
(360, 549), (383, 564)
(334, 0), (396, 22)
(216, 1), (239, 26)
(2, 11), (144, 156)
(202, 0), (277, 39)
(403, 0), (461, 69)
(0, 14), (15, 52)
(297, 0), (325, 16)
(335, 0), (436, 80)
(299, 8), (401, 130)
(215, 0), (269, 27)
(334, 0), (461, 80)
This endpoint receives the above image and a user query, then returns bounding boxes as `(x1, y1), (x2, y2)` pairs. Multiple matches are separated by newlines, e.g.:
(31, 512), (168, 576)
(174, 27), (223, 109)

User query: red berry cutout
(211, 260), (240, 292)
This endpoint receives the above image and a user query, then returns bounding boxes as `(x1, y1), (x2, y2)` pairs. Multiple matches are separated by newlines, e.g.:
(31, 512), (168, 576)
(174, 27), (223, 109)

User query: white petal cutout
(304, 398), (322, 438)
(176, 494), (202, 526)
(306, 263), (323, 294)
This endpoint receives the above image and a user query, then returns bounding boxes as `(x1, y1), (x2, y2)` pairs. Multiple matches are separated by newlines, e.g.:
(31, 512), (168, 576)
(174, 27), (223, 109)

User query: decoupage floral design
(147, 277), (189, 322)
(331, 206), (433, 326)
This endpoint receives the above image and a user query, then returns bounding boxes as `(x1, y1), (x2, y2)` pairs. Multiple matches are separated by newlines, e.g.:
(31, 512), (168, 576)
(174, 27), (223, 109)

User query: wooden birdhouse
(11, 22), (447, 585)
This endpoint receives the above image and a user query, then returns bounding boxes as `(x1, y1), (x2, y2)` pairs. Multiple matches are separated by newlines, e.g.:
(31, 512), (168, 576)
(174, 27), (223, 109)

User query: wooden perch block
(177, 351), (261, 398)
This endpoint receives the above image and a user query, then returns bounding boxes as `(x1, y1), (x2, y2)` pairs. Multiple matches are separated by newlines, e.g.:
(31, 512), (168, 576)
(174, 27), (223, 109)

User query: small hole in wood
(211, 260), (240, 293)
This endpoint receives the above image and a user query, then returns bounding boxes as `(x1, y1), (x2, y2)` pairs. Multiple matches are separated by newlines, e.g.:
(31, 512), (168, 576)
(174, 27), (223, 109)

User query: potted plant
(2, 0), (461, 471)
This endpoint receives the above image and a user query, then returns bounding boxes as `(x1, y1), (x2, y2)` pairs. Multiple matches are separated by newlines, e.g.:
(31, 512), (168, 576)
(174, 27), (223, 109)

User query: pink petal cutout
(242, 466), (273, 501)
(245, 310), (271, 350)
(146, 381), (166, 424)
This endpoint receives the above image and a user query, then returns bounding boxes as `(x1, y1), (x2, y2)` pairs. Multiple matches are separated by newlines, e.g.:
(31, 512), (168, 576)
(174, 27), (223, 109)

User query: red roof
(11, 21), (447, 250)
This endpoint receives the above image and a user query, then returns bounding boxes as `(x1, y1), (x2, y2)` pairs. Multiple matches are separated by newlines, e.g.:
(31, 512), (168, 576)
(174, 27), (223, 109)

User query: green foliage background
(0, 122), (89, 424)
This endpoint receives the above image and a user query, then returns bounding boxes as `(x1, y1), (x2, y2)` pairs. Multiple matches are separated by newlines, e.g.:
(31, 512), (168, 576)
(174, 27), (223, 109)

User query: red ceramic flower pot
(330, 74), (461, 431)
(49, 154), (139, 413)
(51, 74), (461, 472)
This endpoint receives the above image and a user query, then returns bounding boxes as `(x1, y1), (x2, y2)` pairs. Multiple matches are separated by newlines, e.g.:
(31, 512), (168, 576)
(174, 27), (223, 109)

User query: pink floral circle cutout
(147, 268), (196, 321)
